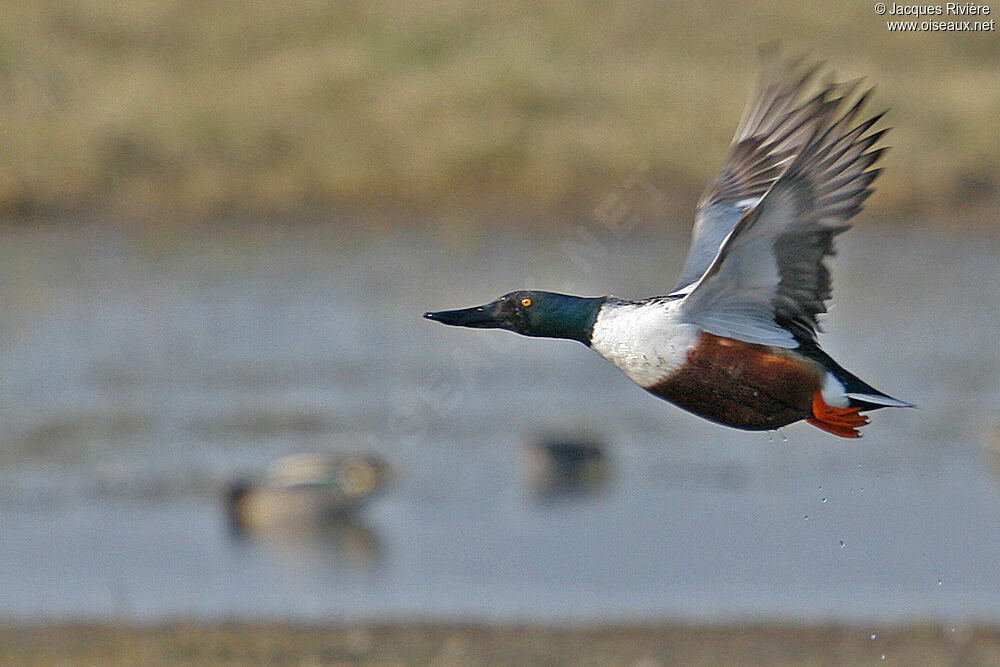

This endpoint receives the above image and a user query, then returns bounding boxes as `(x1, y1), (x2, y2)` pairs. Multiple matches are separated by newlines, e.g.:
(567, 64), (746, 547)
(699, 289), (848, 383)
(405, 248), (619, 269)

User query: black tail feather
(795, 340), (912, 411)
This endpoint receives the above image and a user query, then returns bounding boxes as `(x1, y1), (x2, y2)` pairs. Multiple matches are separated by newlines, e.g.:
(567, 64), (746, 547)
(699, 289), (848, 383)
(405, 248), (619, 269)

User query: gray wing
(678, 87), (888, 348)
(672, 56), (863, 294)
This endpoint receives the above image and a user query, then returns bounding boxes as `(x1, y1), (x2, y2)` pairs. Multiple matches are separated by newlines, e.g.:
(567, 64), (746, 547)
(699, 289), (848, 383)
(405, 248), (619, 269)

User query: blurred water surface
(1, 219), (999, 624)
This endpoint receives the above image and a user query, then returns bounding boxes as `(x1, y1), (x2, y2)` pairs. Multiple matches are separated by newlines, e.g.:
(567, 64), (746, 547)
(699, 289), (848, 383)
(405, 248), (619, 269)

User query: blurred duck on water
(225, 453), (392, 534)
(426, 52), (913, 438)
(524, 437), (610, 501)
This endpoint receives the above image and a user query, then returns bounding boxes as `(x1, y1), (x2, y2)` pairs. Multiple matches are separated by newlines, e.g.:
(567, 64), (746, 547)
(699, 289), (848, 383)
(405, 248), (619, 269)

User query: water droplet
(870, 633), (876, 640)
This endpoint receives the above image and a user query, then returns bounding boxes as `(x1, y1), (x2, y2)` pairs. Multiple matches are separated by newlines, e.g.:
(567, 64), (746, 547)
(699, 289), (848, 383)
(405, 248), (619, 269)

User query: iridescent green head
(424, 291), (604, 345)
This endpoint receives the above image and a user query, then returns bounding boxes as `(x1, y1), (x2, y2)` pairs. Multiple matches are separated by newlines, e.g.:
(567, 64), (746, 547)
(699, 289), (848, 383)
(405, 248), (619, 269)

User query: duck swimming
(225, 453), (392, 533)
(425, 56), (912, 438)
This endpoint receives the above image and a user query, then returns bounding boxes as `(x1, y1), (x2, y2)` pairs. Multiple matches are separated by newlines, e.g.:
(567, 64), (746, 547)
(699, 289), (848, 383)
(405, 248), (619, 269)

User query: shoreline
(2, 621), (999, 665)
(1, 3), (997, 223)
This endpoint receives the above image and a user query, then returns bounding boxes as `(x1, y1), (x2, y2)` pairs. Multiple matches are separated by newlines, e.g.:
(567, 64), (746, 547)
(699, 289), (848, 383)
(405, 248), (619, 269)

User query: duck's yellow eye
(520, 297), (532, 307)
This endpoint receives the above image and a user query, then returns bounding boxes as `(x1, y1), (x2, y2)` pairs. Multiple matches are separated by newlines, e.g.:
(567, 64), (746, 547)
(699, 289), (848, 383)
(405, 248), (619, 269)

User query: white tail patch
(845, 392), (915, 408)
(821, 373), (850, 408)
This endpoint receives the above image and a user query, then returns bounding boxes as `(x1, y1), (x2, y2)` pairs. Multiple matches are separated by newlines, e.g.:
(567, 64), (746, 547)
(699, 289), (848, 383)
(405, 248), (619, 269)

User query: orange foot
(806, 391), (870, 438)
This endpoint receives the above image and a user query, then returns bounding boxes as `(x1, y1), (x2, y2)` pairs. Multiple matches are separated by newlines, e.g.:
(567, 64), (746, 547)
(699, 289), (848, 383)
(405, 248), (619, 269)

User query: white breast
(589, 299), (701, 388)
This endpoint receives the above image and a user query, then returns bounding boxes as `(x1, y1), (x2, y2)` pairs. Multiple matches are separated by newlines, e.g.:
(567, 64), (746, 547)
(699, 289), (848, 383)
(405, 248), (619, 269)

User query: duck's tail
(799, 341), (914, 411)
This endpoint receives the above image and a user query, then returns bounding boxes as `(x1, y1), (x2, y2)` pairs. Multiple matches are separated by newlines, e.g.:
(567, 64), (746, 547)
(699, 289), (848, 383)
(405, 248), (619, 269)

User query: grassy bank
(0, 2), (998, 227)
(2, 622), (1000, 665)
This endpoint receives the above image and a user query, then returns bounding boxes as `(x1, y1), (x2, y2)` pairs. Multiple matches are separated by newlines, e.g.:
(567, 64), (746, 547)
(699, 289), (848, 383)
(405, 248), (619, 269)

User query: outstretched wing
(678, 85), (888, 348)
(672, 55), (862, 294)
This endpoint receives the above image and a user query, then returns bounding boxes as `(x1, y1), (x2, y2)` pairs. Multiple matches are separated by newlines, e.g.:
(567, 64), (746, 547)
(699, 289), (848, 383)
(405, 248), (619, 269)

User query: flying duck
(424, 56), (912, 438)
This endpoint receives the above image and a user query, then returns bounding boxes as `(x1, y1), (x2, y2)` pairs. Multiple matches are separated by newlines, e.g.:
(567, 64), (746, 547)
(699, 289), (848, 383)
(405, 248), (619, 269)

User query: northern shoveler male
(425, 55), (913, 438)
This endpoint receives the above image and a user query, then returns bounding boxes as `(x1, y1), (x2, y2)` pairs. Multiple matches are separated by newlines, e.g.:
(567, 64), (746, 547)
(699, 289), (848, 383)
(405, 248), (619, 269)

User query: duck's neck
(534, 294), (606, 345)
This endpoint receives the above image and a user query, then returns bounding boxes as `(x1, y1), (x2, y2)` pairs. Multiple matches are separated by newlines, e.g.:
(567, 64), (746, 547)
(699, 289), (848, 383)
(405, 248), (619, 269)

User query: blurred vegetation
(0, 1), (997, 228)
(3, 622), (1000, 665)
